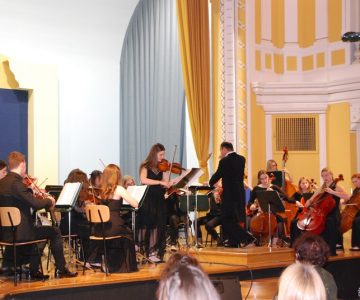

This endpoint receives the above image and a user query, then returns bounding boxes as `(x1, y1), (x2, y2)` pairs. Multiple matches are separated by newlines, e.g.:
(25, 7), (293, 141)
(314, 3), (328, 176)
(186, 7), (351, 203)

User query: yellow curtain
(176, 0), (211, 181)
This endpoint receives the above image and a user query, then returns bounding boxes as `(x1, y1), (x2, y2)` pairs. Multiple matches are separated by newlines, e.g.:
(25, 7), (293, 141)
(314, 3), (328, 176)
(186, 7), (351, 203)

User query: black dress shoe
(27, 271), (50, 281)
(55, 268), (78, 278)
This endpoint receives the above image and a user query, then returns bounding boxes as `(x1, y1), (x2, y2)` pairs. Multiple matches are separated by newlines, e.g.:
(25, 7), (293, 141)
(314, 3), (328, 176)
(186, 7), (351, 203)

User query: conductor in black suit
(209, 142), (247, 247)
(0, 151), (77, 279)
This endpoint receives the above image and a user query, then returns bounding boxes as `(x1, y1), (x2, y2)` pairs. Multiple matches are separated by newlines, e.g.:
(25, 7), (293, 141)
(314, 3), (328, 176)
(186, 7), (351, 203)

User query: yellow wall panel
(274, 54), (284, 74)
(298, 0), (315, 48)
(328, 0), (342, 42)
(331, 49), (345, 66)
(271, 0), (285, 48)
(265, 53), (272, 69)
(250, 91), (266, 186)
(302, 55), (314, 71)
(327, 102), (352, 192)
(316, 52), (325, 68)
(286, 56), (297, 71)
(255, 0), (261, 44)
(255, 50), (261, 71)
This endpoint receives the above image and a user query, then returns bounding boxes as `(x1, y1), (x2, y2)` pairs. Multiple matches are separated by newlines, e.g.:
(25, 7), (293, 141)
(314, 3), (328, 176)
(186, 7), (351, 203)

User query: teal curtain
(120, 0), (185, 180)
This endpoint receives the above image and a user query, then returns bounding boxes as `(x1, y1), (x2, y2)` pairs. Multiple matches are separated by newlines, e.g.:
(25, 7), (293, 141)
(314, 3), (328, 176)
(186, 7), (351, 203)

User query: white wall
(0, 0), (139, 183)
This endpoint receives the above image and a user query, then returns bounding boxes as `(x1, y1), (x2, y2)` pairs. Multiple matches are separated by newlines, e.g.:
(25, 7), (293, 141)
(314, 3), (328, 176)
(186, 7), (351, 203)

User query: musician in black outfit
(0, 151), (77, 279)
(347, 173), (360, 251)
(209, 142), (249, 247)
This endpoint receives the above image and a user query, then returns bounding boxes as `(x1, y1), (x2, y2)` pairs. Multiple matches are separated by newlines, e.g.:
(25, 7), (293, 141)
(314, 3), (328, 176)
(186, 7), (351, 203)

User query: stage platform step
(189, 246), (295, 267)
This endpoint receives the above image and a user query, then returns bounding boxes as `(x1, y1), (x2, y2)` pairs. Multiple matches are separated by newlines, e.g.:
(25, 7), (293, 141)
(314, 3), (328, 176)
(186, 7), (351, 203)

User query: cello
(340, 189), (360, 233)
(297, 175), (344, 235)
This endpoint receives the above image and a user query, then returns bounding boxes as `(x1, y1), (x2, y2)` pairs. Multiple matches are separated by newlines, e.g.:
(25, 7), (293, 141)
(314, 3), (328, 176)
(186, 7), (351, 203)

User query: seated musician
(0, 159), (8, 180)
(89, 164), (138, 273)
(0, 151), (77, 279)
(166, 193), (187, 250)
(247, 170), (289, 246)
(289, 177), (315, 246)
(194, 188), (222, 247)
(89, 170), (102, 189)
(60, 169), (94, 262)
(304, 168), (349, 256)
(266, 159), (293, 183)
(347, 173), (360, 251)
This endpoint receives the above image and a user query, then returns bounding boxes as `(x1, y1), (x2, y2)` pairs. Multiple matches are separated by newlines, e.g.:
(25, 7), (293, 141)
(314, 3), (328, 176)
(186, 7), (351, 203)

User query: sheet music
(125, 185), (148, 205)
(173, 168), (203, 188)
(55, 182), (82, 207)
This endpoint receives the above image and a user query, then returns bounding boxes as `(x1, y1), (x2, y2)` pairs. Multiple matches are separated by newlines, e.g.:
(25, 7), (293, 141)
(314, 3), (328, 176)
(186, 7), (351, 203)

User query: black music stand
(171, 168), (203, 247)
(54, 182), (82, 263)
(267, 171), (285, 189)
(256, 190), (285, 248)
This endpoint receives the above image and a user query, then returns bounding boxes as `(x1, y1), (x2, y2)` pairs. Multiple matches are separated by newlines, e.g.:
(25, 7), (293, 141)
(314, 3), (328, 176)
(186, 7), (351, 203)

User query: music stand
(267, 171), (285, 189)
(54, 182), (82, 263)
(171, 168), (203, 247)
(256, 190), (285, 248)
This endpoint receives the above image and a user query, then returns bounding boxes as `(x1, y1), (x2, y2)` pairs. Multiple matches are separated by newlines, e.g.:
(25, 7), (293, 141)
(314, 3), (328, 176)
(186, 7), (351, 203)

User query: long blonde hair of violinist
(139, 143), (165, 174)
(100, 164), (122, 201)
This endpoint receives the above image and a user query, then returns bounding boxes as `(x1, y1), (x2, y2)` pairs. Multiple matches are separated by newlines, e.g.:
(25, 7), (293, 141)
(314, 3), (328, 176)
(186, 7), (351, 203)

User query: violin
(158, 159), (185, 175)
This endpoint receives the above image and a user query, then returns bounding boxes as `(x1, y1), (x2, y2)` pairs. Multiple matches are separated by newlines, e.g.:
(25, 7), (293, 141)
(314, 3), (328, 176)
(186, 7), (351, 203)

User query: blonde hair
(266, 159), (278, 172)
(297, 177), (312, 193)
(320, 167), (333, 189)
(121, 175), (135, 187)
(277, 262), (326, 300)
(100, 164), (121, 200)
(157, 263), (220, 300)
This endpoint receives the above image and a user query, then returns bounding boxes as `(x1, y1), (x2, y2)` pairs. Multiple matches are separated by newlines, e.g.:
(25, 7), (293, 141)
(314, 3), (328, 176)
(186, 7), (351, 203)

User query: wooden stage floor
(1, 246), (360, 299)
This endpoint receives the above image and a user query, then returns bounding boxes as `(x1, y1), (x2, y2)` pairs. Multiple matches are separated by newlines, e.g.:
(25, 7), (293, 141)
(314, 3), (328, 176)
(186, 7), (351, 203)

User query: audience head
(89, 170), (102, 188)
(100, 164), (121, 200)
(266, 159), (278, 172)
(157, 252), (220, 300)
(122, 175), (136, 188)
(294, 232), (330, 267)
(277, 262), (326, 300)
(0, 159), (8, 179)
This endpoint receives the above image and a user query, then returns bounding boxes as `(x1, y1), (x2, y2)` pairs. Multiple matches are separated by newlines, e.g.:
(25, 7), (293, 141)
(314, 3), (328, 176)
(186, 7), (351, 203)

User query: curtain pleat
(120, 0), (186, 180)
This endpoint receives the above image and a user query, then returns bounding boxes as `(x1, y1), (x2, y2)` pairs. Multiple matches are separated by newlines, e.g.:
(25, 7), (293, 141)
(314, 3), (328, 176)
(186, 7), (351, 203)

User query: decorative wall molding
(252, 74), (360, 114)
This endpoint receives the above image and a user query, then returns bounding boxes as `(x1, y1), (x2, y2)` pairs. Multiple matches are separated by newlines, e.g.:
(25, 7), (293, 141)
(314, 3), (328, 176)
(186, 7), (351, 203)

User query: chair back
(85, 205), (110, 224)
(0, 207), (21, 227)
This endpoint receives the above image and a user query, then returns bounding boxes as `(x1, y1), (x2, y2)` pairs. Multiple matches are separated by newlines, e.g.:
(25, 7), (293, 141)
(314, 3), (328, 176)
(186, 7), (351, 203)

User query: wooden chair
(83, 205), (126, 276)
(0, 207), (47, 286)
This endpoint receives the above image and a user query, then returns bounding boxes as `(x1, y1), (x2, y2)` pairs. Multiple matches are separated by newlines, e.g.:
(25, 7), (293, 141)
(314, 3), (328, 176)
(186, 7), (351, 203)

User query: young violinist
(305, 168), (349, 256)
(138, 143), (173, 262)
(90, 164), (138, 273)
(0, 159), (8, 180)
(347, 173), (360, 251)
(289, 177), (315, 246)
(247, 170), (289, 246)
(0, 151), (77, 279)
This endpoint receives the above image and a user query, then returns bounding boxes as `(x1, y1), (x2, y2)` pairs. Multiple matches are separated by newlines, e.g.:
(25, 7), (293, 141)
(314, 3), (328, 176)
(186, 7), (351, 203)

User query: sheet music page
(56, 182), (82, 206)
(125, 185), (148, 205)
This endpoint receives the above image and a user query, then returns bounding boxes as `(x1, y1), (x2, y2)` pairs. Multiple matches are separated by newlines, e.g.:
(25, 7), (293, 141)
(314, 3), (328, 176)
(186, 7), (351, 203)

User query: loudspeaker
(210, 276), (242, 300)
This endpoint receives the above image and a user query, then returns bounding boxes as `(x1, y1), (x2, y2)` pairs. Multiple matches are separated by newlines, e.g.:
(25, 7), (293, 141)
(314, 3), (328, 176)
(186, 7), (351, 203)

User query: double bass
(297, 175), (344, 235)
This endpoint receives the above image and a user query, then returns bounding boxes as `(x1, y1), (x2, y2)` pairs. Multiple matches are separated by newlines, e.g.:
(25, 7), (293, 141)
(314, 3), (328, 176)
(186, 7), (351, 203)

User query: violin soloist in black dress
(136, 168), (167, 258)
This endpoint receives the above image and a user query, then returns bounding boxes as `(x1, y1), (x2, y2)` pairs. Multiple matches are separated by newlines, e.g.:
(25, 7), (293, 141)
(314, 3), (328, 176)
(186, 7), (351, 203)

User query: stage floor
(1, 245), (360, 299)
